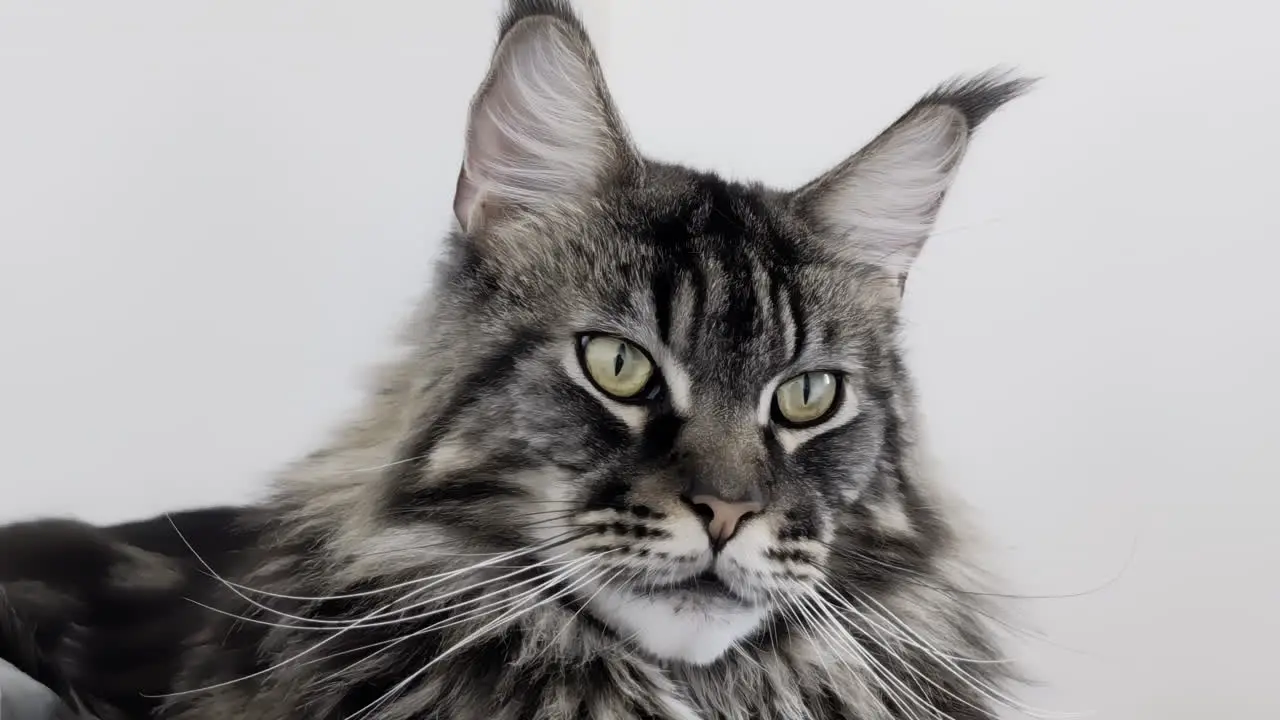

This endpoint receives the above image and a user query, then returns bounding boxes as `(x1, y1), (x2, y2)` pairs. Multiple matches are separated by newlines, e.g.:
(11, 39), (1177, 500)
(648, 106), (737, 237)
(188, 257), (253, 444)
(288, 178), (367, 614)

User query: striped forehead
(629, 176), (815, 386)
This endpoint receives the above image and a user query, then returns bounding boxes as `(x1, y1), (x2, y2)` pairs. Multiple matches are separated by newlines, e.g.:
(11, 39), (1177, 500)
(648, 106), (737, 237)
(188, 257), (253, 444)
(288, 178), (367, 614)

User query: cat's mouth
(644, 570), (749, 604)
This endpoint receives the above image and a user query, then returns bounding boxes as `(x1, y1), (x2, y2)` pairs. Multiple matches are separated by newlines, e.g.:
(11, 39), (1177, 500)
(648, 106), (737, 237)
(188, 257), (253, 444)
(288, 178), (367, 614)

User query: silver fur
(150, 2), (1036, 718)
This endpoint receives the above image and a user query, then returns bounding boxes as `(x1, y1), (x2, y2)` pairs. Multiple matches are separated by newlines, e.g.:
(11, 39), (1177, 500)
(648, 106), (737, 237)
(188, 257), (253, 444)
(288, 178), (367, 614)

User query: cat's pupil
(802, 373), (811, 404)
(614, 343), (625, 376)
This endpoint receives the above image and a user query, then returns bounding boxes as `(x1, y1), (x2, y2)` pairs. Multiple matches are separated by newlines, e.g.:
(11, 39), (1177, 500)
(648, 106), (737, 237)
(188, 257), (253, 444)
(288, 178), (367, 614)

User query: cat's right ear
(454, 1), (637, 234)
(789, 72), (1033, 284)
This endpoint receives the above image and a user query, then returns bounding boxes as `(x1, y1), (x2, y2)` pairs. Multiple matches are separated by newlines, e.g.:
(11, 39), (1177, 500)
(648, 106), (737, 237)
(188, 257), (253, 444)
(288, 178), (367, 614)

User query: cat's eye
(772, 371), (840, 427)
(579, 335), (657, 400)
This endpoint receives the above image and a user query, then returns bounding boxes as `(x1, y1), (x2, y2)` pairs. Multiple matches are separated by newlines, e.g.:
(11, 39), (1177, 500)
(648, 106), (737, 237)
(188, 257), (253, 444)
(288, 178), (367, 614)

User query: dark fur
(1, 2), (1032, 718)
(0, 508), (256, 718)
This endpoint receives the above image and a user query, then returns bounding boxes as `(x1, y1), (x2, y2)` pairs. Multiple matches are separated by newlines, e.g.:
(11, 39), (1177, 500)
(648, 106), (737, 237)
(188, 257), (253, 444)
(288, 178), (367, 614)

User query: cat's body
(0, 1), (1032, 718)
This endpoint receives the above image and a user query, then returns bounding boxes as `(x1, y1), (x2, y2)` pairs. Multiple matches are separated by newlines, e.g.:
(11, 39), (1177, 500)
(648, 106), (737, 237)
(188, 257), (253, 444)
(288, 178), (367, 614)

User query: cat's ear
(454, 0), (637, 234)
(790, 72), (1033, 280)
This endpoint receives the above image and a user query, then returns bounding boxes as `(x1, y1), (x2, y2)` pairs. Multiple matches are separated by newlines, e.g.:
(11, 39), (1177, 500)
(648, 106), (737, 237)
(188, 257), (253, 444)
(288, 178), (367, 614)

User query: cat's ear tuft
(454, 0), (636, 234)
(790, 70), (1034, 277)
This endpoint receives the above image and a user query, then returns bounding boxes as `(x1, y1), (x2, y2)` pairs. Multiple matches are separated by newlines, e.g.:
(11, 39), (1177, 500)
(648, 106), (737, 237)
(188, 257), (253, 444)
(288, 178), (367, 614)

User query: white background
(1, 1), (1277, 718)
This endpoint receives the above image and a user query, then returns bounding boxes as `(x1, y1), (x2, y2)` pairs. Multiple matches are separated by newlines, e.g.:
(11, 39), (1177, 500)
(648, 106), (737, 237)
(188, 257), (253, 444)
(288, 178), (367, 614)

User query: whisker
(209, 530), (585, 604)
(798, 593), (944, 720)
(335, 454), (429, 475)
(535, 563), (628, 658)
(819, 561), (1089, 654)
(818, 535), (1138, 601)
(853, 589), (1086, 720)
(312, 557), (604, 691)
(334, 525), (592, 563)
(816, 581), (1013, 665)
(773, 596), (843, 694)
(809, 590), (1000, 720)
(332, 550), (613, 632)
(145, 531), (592, 699)
(343, 564), (610, 720)
(176, 520), (584, 628)
(793, 593), (940, 720)
(300, 557), (601, 692)
(184, 550), (588, 632)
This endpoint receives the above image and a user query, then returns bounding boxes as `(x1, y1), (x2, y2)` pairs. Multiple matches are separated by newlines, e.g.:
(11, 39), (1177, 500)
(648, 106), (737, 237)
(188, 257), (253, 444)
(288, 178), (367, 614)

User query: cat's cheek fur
(586, 586), (769, 665)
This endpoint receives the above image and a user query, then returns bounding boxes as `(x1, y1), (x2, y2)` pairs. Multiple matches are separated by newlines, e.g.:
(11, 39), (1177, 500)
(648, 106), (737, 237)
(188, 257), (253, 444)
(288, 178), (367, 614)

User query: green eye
(580, 335), (655, 400)
(773, 371), (839, 427)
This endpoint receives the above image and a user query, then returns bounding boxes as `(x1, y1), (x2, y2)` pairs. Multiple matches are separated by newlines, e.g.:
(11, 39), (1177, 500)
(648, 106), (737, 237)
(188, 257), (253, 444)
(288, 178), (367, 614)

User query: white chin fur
(587, 586), (768, 665)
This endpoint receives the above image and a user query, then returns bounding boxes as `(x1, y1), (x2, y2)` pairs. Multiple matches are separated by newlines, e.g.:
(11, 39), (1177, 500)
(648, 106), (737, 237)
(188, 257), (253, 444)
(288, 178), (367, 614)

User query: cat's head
(381, 0), (1029, 666)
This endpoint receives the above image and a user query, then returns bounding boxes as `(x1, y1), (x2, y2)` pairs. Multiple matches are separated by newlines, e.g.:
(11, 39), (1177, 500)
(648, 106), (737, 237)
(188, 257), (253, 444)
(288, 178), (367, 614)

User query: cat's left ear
(454, 0), (637, 234)
(790, 72), (1033, 282)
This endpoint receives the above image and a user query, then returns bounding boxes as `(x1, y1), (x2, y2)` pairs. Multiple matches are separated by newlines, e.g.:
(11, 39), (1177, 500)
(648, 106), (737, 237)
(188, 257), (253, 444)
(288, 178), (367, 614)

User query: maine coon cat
(0, 1), (1034, 718)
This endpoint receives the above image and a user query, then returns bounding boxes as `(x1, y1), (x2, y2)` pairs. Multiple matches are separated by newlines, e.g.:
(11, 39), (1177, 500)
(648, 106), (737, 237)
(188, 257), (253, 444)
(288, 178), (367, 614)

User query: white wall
(0, 0), (500, 519)
(1, 1), (1276, 718)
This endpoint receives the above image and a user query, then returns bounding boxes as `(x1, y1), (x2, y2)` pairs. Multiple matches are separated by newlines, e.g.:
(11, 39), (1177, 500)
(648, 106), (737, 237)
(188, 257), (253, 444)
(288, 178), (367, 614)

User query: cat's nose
(683, 483), (766, 549)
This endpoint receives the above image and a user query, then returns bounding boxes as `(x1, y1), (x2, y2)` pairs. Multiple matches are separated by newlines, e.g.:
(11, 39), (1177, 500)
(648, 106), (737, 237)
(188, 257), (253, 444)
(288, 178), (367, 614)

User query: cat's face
(432, 175), (903, 664)
(383, 0), (1028, 665)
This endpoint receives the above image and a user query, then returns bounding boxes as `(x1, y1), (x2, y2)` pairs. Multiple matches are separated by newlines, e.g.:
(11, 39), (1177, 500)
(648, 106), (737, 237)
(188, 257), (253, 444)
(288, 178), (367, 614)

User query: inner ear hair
(453, 2), (638, 234)
(790, 71), (1034, 277)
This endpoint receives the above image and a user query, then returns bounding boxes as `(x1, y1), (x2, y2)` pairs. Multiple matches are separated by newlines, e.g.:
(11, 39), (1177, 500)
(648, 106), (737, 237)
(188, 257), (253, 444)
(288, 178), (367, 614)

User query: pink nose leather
(689, 494), (764, 545)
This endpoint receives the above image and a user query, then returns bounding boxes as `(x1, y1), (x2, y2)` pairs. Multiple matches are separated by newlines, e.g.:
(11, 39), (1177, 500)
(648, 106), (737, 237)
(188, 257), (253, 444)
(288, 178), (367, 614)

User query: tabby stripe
(680, 261), (708, 355)
(785, 281), (808, 363)
(650, 266), (674, 345)
(388, 331), (544, 492)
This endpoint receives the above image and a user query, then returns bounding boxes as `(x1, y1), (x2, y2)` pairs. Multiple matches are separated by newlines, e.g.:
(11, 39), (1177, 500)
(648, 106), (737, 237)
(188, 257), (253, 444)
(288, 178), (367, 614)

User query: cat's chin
(585, 584), (769, 666)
